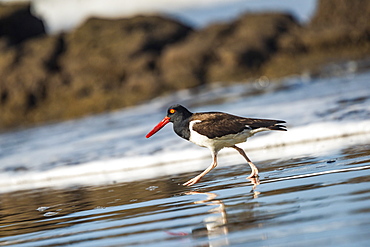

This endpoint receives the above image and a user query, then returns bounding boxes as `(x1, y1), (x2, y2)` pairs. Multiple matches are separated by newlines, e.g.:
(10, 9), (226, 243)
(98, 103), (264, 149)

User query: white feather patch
(188, 120), (270, 153)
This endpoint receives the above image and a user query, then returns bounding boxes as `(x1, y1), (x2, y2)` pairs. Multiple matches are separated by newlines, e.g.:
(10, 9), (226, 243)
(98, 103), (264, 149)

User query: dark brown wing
(191, 112), (286, 139)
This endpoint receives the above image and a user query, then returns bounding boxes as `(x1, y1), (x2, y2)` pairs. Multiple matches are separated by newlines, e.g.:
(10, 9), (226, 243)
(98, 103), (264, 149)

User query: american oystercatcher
(146, 104), (286, 186)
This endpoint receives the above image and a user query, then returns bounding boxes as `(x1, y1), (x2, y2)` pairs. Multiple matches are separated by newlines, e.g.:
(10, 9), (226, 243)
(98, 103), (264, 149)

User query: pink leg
(183, 152), (218, 186)
(232, 145), (259, 178)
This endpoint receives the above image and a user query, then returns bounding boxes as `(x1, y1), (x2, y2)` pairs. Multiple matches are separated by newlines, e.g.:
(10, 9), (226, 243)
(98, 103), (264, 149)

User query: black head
(146, 104), (193, 139)
(166, 104), (193, 123)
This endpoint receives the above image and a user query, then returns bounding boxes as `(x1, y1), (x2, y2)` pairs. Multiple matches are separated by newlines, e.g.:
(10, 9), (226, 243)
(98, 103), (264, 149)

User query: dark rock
(0, 3), (45, 46)
(208, 13), (297, 82)
(278, 0), (370, 54)
(0, 14), (193, 128)
(0, 35), (63, 117)
(160, 13), (298, 88)
(310, 0), (370, 28)
(263, 0), (370, 78)
(306, 0), (370, 49)
(58, 15), (192, 111)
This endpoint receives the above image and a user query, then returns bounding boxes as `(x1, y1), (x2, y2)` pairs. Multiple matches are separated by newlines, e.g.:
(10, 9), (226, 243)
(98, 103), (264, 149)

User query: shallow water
(1, 143), (369, 247)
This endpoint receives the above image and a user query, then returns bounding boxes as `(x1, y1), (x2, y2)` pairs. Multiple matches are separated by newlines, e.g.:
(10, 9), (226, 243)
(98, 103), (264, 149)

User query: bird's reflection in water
(187, 191), (229, 246)
(250, 177), (260, 198)
(188, 178), (260, 247)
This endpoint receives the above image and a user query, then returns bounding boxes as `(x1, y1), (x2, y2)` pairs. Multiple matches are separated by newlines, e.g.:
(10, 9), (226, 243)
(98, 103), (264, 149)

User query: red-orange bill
(146, 117), (170, 138)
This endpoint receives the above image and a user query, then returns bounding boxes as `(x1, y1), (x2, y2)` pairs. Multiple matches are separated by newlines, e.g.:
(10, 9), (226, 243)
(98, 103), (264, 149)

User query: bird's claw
(183, 176), (202, 186)
(247, 172), (259, 179)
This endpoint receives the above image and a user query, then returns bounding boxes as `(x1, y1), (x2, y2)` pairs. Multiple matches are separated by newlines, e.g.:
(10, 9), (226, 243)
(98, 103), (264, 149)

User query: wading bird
(146, 104), (286, 186)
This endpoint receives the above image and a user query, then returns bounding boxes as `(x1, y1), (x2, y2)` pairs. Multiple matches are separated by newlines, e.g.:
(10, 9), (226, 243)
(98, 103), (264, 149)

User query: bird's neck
(173, 115), (191, 141)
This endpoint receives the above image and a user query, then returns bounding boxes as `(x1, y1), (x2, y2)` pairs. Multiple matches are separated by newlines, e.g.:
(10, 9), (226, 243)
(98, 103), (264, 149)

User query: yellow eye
(169, 109), (176, 114)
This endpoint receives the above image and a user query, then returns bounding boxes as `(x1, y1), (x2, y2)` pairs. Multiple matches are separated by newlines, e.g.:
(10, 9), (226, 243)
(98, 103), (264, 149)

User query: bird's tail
(268, 120), (287, 131)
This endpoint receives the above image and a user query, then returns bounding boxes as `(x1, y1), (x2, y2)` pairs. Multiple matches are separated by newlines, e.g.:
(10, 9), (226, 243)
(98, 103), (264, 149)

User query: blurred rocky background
(0, 0), (369, 130)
